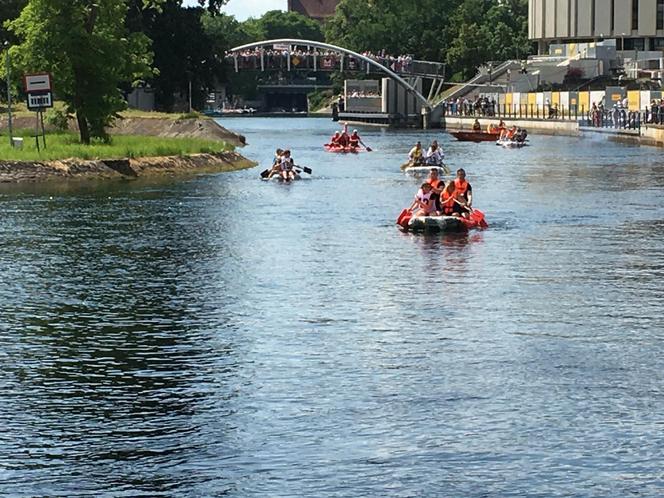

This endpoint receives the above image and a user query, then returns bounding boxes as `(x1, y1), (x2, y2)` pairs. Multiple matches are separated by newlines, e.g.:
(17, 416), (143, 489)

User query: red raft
(449, 130), (501, 143)
(396, 209), (488, 232)
(324, 143), (362, 153)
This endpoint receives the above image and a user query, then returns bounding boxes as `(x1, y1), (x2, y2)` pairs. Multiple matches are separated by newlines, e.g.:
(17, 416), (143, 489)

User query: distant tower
(288, 0), (340, 21)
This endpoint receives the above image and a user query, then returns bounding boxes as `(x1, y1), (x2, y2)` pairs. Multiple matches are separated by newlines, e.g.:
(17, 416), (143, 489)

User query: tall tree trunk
(76, 111), (90, 144)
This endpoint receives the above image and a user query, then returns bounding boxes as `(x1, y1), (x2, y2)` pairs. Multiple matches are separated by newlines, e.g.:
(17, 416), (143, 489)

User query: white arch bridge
(228, 39), (452, 126)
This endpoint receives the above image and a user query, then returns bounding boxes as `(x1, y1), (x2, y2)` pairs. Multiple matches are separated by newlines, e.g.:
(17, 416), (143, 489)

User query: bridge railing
(227, 52), (444, 78)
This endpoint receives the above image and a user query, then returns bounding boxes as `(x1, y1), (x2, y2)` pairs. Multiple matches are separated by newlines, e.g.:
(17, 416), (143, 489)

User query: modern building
(529, 0), (664, 53)
(287, 0), (339, 21)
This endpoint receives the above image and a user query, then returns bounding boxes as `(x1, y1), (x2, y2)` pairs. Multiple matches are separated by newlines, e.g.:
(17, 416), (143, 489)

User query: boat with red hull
(449, 130), (501, 143)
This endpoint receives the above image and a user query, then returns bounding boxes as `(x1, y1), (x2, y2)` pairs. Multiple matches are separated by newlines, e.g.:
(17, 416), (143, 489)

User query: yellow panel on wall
(551, 92), (560, 106)
(528, 93), (537, 105)
(627, 91), (640, 111)
(579, 92), (590, 112)
(505, 93), (513, 106)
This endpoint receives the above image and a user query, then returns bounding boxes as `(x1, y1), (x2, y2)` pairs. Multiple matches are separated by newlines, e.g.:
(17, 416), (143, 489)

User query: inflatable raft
(496, 139), (527, 148)
(324, 144), (361, 153)
(261, 173), (301, 182)
(396, 209), (488, 232)
(402, 164), (450, 176)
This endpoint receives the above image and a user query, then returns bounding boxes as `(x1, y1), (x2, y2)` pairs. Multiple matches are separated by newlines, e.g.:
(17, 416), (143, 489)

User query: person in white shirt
(425, 140), (444, 166)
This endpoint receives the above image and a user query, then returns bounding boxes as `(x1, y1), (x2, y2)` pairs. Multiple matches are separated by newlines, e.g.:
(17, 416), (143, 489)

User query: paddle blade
(396, 209), (411, 228)
(302, 166), (312, 174)
(366, 147), (373, 152)
(260, 169), (270, 178)
(470, 209), (488, 228)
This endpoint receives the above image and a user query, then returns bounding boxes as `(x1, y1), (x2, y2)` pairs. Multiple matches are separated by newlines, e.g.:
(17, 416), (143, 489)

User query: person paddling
(279, 149), (296, 182)
(266, 148), (284, 179)
(452, 168), (473, 217)
(439, 181), (457, 216)
(425, 140), (444, 166)
(407, 182), (437, 217)
(408, 141), (424, 166)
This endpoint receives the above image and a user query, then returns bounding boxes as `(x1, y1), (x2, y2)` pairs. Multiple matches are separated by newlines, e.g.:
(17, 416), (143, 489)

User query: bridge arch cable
(228, 39), (433, 111)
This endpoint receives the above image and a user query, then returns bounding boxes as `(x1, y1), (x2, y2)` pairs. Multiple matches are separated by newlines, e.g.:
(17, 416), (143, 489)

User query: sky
(183, 0), (287, 20)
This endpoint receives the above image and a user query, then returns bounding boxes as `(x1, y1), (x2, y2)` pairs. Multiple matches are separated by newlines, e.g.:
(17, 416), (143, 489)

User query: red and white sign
(24, 73), (52, 93)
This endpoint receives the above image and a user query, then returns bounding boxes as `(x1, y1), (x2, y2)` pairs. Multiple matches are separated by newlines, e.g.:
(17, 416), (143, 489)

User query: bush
(45, 108), (70, 132)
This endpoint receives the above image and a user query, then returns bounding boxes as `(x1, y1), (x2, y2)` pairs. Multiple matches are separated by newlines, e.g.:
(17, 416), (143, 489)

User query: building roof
(288, 0), (339, 20)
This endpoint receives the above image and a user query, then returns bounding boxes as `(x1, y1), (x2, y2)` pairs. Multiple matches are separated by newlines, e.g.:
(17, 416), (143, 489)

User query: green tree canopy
(8, 0), (156, 143)
(243, 10), (324, 42)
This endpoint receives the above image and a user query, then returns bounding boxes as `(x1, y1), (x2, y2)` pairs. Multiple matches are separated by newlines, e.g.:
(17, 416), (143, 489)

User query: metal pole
(5, 44), (13, 146)
(188, 75), (192, 113)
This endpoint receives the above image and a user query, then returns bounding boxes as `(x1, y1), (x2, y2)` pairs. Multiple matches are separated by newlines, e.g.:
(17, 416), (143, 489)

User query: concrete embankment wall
(639, 125), (664, 147)
(0, 152), (255, 184)
(442, 116), (580, 136)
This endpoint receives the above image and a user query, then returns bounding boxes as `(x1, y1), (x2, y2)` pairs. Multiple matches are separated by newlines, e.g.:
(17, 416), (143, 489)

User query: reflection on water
(1, 118), (664, 497)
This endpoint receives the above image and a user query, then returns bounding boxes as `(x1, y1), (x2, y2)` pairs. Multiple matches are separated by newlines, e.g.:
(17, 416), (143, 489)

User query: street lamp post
(4, 41), (13, 146)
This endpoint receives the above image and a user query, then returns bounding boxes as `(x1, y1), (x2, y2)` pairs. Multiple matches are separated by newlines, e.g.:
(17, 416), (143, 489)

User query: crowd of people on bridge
(226, 47), (415, 74)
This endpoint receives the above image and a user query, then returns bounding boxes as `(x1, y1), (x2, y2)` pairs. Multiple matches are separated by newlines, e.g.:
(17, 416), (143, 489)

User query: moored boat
(449, 130), (501, 142)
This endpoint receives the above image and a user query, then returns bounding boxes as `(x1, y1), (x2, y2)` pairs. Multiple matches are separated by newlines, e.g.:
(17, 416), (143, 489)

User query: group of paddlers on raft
(266, 148), (298, 181)
(327, 125), (370, 150)
(476, 119), (528, 142)
(407, 167), (474, 218)
(407, 140), (445, 166)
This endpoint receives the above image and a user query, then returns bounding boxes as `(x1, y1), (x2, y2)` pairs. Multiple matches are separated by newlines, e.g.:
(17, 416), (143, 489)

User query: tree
(0, 0), (27, 45)
(243, 10), (324, 42)
(8, 0), (155, 143)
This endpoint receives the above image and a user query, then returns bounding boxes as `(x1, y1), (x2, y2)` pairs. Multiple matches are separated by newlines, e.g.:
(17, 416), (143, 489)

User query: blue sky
(183, 0), (287, 20)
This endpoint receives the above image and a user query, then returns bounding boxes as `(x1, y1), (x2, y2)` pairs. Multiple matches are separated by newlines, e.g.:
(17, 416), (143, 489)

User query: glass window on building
(632, 0), (639, 31)
(658, 0), (664, 30)
(651, 38), (664, 50)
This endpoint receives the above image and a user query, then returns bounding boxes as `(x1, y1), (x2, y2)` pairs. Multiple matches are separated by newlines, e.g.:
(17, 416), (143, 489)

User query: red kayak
(449, 130), (501, 142)
(324, 143), (361, 153)
(396, 209), (488, 232)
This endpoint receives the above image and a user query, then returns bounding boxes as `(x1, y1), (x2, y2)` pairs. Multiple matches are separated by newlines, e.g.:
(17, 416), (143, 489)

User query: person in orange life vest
(439, 181), (457, 216)
(506, 125), (517, 140)
(349, 129), (361, 148)
(408, 182), (438, 217)
(452, 168), (473, 217)
(425, 167), (444, 210)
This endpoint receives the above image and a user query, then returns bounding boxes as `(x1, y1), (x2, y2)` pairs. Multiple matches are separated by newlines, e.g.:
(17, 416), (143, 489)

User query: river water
(1, 117), (663, 497)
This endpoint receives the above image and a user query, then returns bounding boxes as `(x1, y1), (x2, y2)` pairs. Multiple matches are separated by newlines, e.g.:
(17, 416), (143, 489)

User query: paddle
(260, 169), (270, 178)
(396, 208), (412, 228)
(359, 139), (372, 152)
(294, 164), (312, 174)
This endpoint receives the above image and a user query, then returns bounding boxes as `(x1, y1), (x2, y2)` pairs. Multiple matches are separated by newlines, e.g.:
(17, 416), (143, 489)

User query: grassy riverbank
(0, 131), (233, 161)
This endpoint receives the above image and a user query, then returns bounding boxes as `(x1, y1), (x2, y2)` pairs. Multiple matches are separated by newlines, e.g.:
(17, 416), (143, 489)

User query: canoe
(449, 130), (501, 142)
(396, 209), (488, 232)
(324, 144), (361, 153)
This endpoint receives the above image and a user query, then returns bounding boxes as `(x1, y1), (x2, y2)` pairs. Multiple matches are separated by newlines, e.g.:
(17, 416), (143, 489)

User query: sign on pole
(27, 92), (53, 110)
(24, 73), (52, 93)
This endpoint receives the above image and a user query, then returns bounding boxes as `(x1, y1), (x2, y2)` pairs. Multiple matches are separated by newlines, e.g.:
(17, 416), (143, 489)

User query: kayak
(396, 209), (488, 232)
(324, 144), (361, 153)
(450, 130), (501, 142)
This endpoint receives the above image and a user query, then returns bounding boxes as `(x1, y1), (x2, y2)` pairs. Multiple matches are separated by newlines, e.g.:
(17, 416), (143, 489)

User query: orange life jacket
(427, 178), (443, 190)
(440, 190), (455, 214)
(454, 178), (469, 198)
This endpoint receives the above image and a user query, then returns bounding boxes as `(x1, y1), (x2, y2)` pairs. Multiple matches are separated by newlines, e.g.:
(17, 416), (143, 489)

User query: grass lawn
(0, 131), (233, 161)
